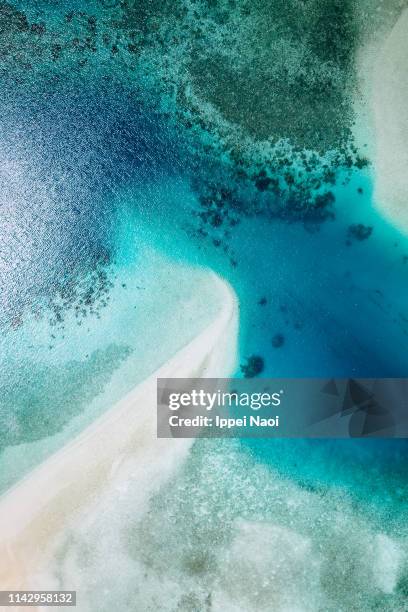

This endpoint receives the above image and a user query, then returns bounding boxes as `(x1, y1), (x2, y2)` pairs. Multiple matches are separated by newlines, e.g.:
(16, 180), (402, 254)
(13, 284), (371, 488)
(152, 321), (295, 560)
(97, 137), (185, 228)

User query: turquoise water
(1, 1), (408, 609)
(0, 132), (225, 491)
(123, 152), (408, 536)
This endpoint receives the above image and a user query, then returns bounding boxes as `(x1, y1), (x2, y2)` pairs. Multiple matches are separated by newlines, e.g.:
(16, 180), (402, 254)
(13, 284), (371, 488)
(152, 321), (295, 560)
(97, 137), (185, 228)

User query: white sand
(0, 273), (238, 602)
(369, 9), (408, 232)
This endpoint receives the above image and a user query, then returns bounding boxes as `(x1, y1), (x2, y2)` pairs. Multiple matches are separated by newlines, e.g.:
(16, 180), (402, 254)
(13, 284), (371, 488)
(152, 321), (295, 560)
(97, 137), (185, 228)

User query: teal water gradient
(0, 3), (407, 608)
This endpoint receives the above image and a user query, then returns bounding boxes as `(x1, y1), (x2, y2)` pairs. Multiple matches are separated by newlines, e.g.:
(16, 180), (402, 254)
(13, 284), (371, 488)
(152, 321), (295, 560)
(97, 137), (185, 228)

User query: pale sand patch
(370, 9), (408, 232)
(0, 274), (238, 604)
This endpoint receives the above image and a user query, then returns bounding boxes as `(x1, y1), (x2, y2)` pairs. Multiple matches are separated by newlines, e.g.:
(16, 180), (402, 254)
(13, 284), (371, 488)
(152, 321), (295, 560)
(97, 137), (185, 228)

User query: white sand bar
(0, 274), (238, 603)
(372, 9), (408, 232)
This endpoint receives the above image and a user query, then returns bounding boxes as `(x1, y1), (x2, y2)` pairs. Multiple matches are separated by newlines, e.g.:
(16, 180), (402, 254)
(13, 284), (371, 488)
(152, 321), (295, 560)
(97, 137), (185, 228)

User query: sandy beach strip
(370, 9), (408, 233)
(0, 274), (238, 601)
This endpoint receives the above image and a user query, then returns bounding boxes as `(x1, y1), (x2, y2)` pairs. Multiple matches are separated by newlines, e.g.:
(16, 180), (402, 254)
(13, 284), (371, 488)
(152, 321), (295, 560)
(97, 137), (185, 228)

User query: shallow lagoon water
(1, 3), (408, 609)
(1, 93), (408, 608)
(130, 160), (408, 523)
(67, 153), (408, 610)
(0, 189), (225, 493)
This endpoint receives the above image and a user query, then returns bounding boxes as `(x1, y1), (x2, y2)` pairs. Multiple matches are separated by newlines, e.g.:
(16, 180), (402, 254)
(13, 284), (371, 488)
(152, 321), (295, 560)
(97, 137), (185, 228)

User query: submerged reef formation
(272, 333), (285, 348)
(348, 223), (373, 242)
(122, 0), (369, 227)
(240, 355), (264, 377)
(0, 0), (406, 325)
(0, 344), (132, 453)
(0, 0), (374, 226)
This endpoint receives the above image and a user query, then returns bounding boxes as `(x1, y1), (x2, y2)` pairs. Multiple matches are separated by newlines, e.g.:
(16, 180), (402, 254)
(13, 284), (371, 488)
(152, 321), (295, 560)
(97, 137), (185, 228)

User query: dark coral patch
(272, 333), (285, 348)
(240, 355), (264, 378)
(348, 223), (373, 241)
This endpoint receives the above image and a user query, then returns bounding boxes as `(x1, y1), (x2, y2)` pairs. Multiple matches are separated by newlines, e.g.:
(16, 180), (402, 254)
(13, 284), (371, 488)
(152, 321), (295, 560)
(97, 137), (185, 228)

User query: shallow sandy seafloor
(37, 441), (407, 612)
(0, 273), (239, 604)
(370, 7), (408, 233)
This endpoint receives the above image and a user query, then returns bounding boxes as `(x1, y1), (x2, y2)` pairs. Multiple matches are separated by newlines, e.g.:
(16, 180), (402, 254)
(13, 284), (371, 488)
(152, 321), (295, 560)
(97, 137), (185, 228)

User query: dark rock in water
(241, 355), (264, 378)
(355, 156), (369, 169)
(258, 296), (267, 306)
(255, 175), (272, 192)
(313, 191), (335, 210)
(348, 223), (373, 241)
(210, 212), (223, 227)
(31, 22), (46, 35)
(272, 333), (285, 348)
(0, 3), (29, 34)
(51, 43), (63, 60)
